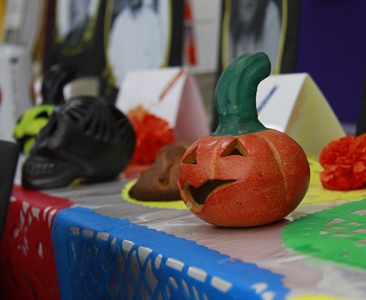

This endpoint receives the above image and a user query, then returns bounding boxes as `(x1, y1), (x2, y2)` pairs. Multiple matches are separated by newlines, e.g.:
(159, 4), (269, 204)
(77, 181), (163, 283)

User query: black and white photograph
(55, 0), (100, 45)
(108, 0), (170, 87)
(223, 0), (282, 71)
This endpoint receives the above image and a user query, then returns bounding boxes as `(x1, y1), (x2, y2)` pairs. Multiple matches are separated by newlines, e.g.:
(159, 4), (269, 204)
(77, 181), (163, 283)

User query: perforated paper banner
(282, 198), (366, 270)
(52, 206), (289, 300)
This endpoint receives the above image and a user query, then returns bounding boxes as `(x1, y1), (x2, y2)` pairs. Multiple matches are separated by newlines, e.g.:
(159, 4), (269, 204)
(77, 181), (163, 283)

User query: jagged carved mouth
(187, 180), (236, 205)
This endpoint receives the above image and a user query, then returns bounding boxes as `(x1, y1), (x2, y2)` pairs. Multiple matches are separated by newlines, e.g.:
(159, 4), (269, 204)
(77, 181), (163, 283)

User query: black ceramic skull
(22, 96), (136, 189)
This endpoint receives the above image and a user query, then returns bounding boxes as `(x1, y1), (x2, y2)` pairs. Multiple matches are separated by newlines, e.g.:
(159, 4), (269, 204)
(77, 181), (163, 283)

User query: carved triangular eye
(220, 139), (248, 157)
(182, 146), (198, 164)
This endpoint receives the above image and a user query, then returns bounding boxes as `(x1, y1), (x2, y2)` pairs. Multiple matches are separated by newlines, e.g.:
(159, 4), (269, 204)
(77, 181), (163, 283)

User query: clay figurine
(177, 52), (310, 227)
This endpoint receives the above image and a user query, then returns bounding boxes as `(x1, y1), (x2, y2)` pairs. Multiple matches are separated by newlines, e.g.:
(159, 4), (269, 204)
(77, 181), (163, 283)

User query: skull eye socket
(221, 139), (247, 157)
(182, 146), (197, 164)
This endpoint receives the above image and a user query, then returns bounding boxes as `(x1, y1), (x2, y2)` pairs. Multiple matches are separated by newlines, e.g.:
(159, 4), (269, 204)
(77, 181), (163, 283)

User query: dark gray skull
(22, 96), (136, 189)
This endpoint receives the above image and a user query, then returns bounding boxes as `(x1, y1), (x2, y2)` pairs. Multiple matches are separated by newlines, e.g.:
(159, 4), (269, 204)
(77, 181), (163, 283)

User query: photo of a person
(108, 0), (170, 87)
(225, 0), (282, 71)
(55, 0), (99, 45)
(50, 0), (120, 104)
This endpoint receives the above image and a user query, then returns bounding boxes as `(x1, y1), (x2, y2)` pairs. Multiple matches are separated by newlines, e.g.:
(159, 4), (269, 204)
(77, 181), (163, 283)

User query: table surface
(2, 157), (366, 299)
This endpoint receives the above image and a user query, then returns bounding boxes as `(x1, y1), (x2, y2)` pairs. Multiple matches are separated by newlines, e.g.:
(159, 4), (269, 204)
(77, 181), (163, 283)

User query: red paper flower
(128, 106), (175, 165)
(319, 134), (366, 190)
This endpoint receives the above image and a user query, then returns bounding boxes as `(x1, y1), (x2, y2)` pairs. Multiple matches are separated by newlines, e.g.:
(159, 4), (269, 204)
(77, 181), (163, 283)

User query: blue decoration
(52, 207), (289, 299)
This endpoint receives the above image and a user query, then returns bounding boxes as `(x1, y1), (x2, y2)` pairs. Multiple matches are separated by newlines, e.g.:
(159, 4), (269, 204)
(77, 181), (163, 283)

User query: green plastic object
(13, 104), (54, 154)
(12, 64), (78, 154)
(212, 52), (270, 136)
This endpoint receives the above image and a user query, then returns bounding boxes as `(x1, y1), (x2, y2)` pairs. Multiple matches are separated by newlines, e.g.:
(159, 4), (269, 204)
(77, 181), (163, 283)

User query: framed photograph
(218, 0), (300, 74)
(45, 0), (184, 104)
(212, 0), (300, 130)
(109, 0), (176, 86)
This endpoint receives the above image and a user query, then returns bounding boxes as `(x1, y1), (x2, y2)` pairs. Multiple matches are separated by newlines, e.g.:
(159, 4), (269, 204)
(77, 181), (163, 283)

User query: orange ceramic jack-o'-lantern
(177, 52), (310, 227)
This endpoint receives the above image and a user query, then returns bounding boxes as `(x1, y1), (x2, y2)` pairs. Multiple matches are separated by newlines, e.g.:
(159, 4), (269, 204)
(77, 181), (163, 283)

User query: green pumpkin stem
(212, 52), (271, 136)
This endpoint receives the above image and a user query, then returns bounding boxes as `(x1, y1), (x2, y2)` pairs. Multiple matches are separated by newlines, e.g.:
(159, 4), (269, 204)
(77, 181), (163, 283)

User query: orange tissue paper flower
(319, 134), (366, 190)
(127, 105), (175, 166)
